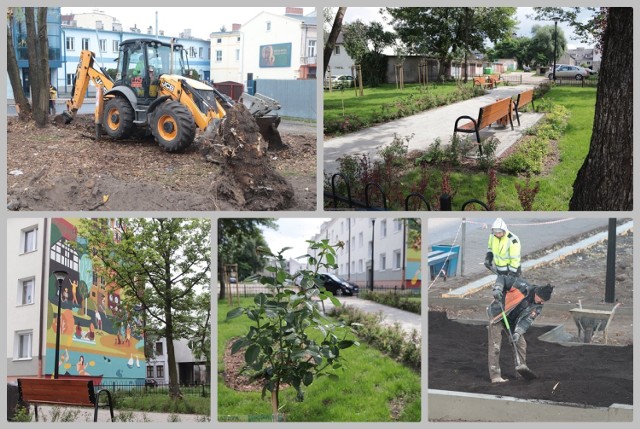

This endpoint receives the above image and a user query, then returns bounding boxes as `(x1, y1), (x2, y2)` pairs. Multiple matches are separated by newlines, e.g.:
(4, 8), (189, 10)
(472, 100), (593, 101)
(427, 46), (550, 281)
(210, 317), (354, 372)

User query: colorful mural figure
(45, 218), (145, 386)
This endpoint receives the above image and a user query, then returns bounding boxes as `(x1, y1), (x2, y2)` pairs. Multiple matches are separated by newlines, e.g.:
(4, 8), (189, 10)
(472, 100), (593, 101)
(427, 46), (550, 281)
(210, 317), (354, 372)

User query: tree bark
(25, 7), (49, 128)
(569, 8), (632, 210)
(6, 11), (32, 120)
(165, 296), (182, 399)
(323, 7), (347, 76)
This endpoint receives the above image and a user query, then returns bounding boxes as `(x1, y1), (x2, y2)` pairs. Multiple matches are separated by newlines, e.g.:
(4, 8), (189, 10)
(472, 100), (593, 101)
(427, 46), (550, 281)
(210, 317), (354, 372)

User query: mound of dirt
(428, 311), (633, 407)
(6, 111), (315, 211)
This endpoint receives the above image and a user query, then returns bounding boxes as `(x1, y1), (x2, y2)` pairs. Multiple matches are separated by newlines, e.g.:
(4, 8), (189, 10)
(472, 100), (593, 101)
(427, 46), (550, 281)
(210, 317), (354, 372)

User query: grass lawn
(324, 82), (477, 134)
(116, 393), (210, 415)
(217, 298), (421, 422)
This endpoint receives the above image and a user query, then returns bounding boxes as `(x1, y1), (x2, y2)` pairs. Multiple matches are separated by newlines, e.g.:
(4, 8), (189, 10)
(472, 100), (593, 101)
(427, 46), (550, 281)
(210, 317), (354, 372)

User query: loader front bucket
(255, 116), (287, 150)
(54, 110), (74, 126)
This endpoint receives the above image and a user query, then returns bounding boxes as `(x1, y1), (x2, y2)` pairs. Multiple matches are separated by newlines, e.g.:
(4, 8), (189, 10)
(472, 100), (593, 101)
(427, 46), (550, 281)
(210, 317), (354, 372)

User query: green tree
(527, 24), (567, 67)
(6, 8), (32, 120)
(323, 7), (347, 75)
(342, 20), (369, 65)
(218, 219), (276, 300)
(386, 7), (517, 79)
(77, 218), (211, 399)
(226, 240), (358, 418)
(490, 36), (532, 69)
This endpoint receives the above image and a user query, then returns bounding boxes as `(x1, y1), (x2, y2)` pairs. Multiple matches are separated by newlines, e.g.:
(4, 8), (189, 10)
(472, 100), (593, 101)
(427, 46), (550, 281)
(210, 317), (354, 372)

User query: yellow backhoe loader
(59, 38), (283, 152)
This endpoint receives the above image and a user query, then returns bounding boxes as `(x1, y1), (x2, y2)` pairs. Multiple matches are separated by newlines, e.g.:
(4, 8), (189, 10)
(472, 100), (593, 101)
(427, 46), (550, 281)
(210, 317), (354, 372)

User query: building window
(112, 40), (119, 53)
(199, 47), (203, 58)
(393, 250), (402, 269)
(156, 365), (165, 378)
(66, 73), (74, 86)
(189, 46), (197, 58)
(381, 220), (387, 238)
(236, 36), (241, 42)
(334, 45), (340, 55)
(358, 259), (363, 273)
(393, 219), (403, 232)
(155, 341), (164, 355)
(82, 38), (89, 50)
(358, 232), (363, 248)
(15, 331), (33, 359)
(266, 21), (271, 31)
(307, 39), (316, 58)
(51, 240), (79, 272)
(21, 227), (37, 254)
(216, 50), (222, 62)
(235, 49), (240, 61)
(99, 39), (106, 52)
(147, 366), (153, 378)
(351, 261), (355, 273)
(217, 38), (222, 44)
(19, 278), (35, 305)
(380, 253), (386, 271)
(66, 36), (74, 51)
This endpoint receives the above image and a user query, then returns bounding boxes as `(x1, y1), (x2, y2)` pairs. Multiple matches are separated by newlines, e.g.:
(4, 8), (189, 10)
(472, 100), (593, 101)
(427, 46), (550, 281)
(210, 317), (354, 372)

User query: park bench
(17, 378), (114, 422)
(453, 97), (513, 154)
(488, 73), (503, 87)
(428, 251), (456, 281)
(512, 88), (535, 126)
(473, 76), (493, 90)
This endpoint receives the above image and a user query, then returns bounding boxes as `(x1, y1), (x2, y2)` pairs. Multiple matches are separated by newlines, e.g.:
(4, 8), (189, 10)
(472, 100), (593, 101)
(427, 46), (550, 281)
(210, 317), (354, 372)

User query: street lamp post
(370, 219), (375, 291)
(53, 270), (68, 379)
(552, 18), (559, 82)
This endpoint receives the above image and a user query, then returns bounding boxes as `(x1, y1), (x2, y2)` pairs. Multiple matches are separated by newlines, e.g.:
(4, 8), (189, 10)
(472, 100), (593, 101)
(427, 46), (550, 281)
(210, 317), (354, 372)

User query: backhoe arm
(64, 50), (115, 118)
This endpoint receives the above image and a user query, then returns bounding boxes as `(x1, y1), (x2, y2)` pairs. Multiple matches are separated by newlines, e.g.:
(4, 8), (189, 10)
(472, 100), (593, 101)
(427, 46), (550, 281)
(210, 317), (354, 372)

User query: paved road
(324, 73), (548, 174)
(427, 217), (613, 285)
(323, 295), (421, 335)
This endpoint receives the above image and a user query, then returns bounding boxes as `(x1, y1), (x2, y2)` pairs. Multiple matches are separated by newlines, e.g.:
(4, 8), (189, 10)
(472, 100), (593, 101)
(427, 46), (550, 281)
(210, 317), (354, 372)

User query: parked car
(523, 66), (531, 72)
(547, 65), (590, 80)
(145, 378), (158, 387)
(316, 273), (359, 296)
(324, 75), (355, 89)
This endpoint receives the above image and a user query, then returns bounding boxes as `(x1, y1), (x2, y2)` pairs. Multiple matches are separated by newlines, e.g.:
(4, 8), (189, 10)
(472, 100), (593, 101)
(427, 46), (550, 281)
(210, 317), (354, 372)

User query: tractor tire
(103, 97), (135, 139)
(151, 100), (196, 152)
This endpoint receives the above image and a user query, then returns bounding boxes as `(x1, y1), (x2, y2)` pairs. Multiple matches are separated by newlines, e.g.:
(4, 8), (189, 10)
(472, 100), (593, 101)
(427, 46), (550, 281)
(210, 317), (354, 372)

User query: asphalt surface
(324, 73), (549, 174)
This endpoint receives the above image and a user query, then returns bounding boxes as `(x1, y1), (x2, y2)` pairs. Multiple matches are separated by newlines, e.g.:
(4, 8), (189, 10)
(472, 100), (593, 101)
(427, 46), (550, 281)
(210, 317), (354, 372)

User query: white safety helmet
(492, 218), (508, 234)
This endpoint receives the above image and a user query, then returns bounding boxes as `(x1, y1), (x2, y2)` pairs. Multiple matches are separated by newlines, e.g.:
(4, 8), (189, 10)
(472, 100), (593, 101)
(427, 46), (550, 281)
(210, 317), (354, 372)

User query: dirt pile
(198, 103), (294, 211)
(7, 111), (313, 211)
(428, 311), (633, 407)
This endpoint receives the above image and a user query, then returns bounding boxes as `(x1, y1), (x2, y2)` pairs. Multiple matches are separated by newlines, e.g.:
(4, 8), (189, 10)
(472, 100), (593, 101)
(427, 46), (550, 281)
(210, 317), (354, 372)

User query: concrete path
(23, 405), (209, 422)
(324, 83), (542, 174)
(322, 295), (421, 334)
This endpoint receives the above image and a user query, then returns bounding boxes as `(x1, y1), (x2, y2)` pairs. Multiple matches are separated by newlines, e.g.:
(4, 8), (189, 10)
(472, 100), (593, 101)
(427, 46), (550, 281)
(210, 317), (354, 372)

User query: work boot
(491, 377), (507, 383)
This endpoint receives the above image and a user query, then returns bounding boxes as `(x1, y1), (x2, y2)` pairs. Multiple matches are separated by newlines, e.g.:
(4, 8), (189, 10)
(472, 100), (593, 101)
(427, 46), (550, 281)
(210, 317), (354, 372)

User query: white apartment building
(147, 338), (208, 385)
(6, 219), (49, 379)
(210, 7), (317, 85)
(310, 218), (419, 290)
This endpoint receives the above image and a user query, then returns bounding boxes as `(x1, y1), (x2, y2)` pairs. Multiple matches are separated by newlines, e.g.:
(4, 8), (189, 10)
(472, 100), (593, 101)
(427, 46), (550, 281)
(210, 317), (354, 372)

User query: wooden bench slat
(513, 89), (535, 126)
(453, 97), (513, 154)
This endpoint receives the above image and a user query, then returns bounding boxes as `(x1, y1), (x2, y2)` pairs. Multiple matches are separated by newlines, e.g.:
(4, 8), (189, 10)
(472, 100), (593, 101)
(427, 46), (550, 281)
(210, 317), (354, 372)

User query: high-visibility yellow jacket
(487, 229), (521, 273)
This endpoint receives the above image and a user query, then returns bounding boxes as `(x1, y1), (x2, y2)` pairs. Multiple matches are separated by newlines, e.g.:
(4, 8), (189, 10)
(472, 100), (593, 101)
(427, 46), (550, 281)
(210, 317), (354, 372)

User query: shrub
(358, 291), (421, 314)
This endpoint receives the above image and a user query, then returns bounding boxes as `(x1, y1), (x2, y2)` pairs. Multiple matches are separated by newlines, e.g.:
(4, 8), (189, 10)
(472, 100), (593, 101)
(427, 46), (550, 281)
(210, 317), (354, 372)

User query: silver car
(547, 65), (590, 80)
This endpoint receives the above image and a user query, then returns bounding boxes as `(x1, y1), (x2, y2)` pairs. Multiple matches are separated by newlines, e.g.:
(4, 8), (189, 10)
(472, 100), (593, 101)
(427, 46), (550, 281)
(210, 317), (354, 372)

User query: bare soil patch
(7, 114), (316, 211)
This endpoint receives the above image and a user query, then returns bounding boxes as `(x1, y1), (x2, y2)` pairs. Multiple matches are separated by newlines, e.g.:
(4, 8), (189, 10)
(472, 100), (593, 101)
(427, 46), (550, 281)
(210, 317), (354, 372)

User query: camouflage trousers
(487, 321), (527, 380)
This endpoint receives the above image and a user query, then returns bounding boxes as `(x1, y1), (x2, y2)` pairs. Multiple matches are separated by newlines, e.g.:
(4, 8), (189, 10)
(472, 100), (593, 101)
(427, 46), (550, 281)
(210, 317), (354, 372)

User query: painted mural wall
(406, 223), (422, 288)
(45, 218), (145, 385)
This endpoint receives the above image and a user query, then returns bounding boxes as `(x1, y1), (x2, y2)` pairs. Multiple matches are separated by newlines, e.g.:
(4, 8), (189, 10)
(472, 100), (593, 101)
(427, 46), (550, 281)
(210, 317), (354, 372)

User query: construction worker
(484, 218), (521, 277)
(487, 278), (554, 383)
(49, 84), (57, 115)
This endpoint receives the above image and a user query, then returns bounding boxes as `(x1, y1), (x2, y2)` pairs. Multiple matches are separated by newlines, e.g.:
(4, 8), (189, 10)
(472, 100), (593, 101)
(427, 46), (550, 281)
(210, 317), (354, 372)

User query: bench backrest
(516, 89), (534, 108)
(490, 73), (502, 81)
(478, 98), (512, 129)
(18, 378), (96, 407)
(473, 77), (487, 86)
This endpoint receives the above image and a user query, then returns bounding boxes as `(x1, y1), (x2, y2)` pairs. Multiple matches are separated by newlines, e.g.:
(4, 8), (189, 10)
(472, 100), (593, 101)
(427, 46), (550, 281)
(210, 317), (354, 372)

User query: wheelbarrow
(569, 303), (621, 344)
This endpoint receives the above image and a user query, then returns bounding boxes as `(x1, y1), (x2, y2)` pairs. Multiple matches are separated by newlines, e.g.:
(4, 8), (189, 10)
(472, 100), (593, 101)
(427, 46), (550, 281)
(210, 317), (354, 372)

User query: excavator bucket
(54, 110), (74, 126)
(255, 116), (286, 150)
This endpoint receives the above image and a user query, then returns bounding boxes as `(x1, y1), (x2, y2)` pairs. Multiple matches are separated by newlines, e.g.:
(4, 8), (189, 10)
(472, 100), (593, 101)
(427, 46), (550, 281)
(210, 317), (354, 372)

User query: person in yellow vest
(49, 84), (57, 115)
(484, 218), (521, 277)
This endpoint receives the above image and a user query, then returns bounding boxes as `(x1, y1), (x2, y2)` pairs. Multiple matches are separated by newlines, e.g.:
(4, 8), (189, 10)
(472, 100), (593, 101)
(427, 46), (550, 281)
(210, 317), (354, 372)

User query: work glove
(513, 327), (524, 343)
(515, 266), (522, 277)
(484, 252), (494, 270)
(492, 287), (503, 301)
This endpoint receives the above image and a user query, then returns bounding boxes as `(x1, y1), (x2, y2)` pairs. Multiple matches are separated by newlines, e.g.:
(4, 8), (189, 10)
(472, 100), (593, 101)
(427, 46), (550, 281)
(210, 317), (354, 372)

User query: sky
(61, 7), (316, 40)
(260, 218), (330, 261)
(340, 7), (595, 49)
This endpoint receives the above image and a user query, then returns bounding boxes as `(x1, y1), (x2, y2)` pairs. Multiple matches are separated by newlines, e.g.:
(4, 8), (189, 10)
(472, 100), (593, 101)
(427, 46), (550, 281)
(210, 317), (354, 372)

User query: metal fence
(255, 79), (316, 120)
(219, 282), (420, 297)
(324, 173), (489, 211)
(95, 381), (210, 397)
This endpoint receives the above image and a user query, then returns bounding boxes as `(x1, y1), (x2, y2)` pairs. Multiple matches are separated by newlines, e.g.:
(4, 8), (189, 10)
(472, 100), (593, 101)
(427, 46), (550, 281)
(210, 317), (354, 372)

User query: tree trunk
(6, 13), (32, 120)
(323, 7), (347, 75)
(569, 8), (632, 210)
(25, 7), (49, 128)
(165, 299), (182, 399)
(37, 8), (51, 116)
